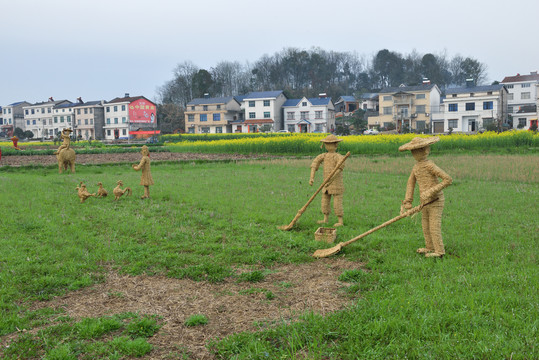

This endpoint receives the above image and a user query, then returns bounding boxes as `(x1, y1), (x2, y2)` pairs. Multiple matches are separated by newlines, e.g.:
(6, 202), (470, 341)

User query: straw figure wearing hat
(309, 134), (346, 227)
(54, 128), (73, 155)
(132, 145), (154, 199)
(399, 136), (452, 258)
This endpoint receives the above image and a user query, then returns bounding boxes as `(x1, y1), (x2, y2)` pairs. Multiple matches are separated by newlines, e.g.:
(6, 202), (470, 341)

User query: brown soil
(0, 152), (275, 166)
(4, 259), (363, 359)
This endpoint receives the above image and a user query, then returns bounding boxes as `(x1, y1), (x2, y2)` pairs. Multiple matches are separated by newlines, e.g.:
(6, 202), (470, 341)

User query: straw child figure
(132, 145), (154, 199)
(54, 128), (72, 155)
(399, 137), (452, 258)
(310, 134), (346, 227)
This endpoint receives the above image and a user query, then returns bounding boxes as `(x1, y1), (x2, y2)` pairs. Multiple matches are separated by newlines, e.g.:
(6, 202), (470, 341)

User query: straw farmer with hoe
(132, 145), (154, 199)
(399, 136), (452, 258)
(310, 134), (346, 227)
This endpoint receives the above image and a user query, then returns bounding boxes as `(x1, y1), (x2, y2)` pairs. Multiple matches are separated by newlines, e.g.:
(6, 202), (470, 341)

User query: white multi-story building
(282, 95), (335, 133)
(23, 98), (71, 139)
(238, 91), (287, 132)
(1, 101), (31, 137)
(72, 99), (106, 140)
(501, 72), (539, 129)
(104, 94), (157, 140)
(442, 84), (508, 133)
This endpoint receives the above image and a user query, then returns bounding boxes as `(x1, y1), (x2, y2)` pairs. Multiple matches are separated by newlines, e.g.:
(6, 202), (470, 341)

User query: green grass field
(0, 154), (537, 359)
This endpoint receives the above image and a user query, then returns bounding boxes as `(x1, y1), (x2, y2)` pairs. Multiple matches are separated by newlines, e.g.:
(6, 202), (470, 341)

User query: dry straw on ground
(18, 259), (363, 359)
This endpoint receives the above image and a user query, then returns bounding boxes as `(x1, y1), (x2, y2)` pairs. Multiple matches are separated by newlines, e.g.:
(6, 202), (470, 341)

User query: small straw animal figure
(113, 180), (132, 201)
(76, 182), (95, 203)
(96, 182), (108, 197)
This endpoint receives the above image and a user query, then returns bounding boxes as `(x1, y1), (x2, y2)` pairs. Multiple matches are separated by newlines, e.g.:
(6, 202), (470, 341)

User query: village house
(368, 83), (441, 132)
(104, 94), (157, 140)
(238, 90), (287, 133)
(23, 98), (72, 139)
(185, 95), (242, 134)
(282, 94), (335, 133)
(501, 71), (539, 130)
(1, 101), (31, 137)
(72, 98), (106, 140)
(438, 82), (508, 133)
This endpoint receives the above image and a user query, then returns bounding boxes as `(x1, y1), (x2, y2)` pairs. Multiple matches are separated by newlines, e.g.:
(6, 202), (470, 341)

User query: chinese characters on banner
(129, 99), (156, 123)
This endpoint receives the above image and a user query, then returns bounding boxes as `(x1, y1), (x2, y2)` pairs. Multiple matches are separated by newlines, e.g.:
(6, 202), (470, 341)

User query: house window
(287, 124), (295, 132)
(522, 83), (530, 88)
(383, 107), (392, 115)
(263, 112), (271, 118)
(41, 108), (45, 114)
(383, 95), (392, 101)
(90, 109), (93, 114)
(216, 126), (222, 133)
(465, 103), (475, 111)
(25, 110), (29, 115)
(188, 114), (194, 122)
(122, 117), (127, 123)
(77, 109), (81, 115)
(505, 84), (514, 89)
(452, 94), (457, 98)
(470, 93), (474, 97)
(90, 119), (93, 125)
(67, 116), (71, 123)
(416, 105), (426, 113)
(84, 108), (88, 114)
(201, 127), (210, 133)
(54, 117), (58, 123)
(507, 93), (514, 100)
(107, 129), (111, 136)
(263, 100), (270, 106)
(518, 118), (527, 127)
(84, 119), (88, 125)
(114, 106), (118, 112)
(106, 118), (111, 124)
(47, 108), (51, 113)
(122, 105), (126, 111)
(315, 111), (323, 119)
(249, 101), (255, 107)
(416, 94), (426, 99)
(107, 107), (110, 112)
(122, 129), (126, 135)
(448, 119), (458, 128)
(27, 120), (30, 125)
(213, 113), (221, 121)
(508, 106), (513, 113)
(32, 120), (36, 125)
(191, 106), (195, 110)
(114, 118), (118, 124)
(249, 112), (256, 119)
(203, 105), (208, 111)
(287, 112), (295, 120)
(302, 101), (307, 106)
(31, 109), (35, 114)
(200, 114), (207, 121)
(416, 121), (426, 130)
(60, 116), (65, 123)
(483, 101), (493, 110)
(448, 104), (458, 112)
(521, 92), (530, 99)
(315, 123), (324, 132)
(188, 127), (195, 133)
(217, 105), (221, 110)
(300, 111), (309, 120)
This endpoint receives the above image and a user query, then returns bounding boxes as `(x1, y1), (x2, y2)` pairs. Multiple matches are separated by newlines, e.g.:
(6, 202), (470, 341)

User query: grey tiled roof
(379, 84), (435, 94)
(445, 84), (505, 94)
(243, 90), (284, 99)
(187, 96), (236, 105)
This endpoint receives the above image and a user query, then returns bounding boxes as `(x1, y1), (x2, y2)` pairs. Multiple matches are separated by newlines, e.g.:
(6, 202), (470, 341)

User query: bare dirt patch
(0, 152), (275, 167)
(22, 258), (363, 359)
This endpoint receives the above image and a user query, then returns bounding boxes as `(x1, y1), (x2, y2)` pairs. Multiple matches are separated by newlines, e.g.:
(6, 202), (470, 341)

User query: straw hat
(398, 136), (439, 151)
(320, 134), (343, 143)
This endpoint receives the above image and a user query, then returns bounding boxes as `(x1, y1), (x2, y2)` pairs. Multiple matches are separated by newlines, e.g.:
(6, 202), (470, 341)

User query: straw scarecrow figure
(310, 134), (346, 227)
(132, 145), (154, 199)
(399, 137), (452, 258)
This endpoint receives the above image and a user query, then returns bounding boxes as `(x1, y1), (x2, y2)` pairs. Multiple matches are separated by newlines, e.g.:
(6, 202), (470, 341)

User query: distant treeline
(158, 47), (488, 107)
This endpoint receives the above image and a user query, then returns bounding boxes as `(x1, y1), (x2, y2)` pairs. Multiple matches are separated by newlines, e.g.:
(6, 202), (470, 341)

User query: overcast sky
(2, 0), (537, 105)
